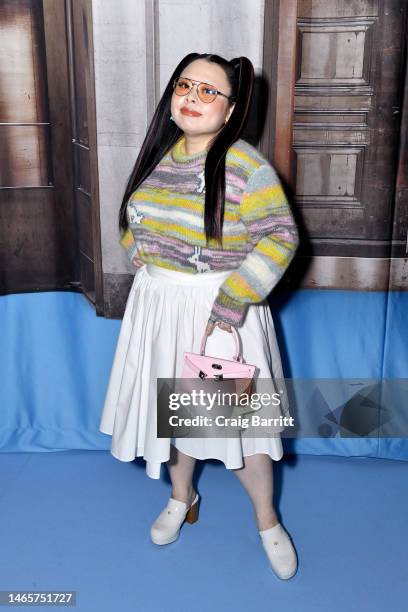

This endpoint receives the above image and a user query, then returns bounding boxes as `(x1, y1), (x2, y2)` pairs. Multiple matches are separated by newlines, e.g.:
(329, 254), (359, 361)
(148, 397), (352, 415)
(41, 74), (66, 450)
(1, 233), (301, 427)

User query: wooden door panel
(298, 21), (373, 87)
(0, 0), (102, 309)
(0, 0), (77, 294)
(295, 0), (406, 256)
(263, 0), (407, 288)
(298, 0), (380, 19)
(1, 125), (52, 187)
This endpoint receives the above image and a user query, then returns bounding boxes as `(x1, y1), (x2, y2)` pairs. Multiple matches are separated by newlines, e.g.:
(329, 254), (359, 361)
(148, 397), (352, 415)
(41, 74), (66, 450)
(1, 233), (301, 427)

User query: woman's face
(170, 59), (235, 142)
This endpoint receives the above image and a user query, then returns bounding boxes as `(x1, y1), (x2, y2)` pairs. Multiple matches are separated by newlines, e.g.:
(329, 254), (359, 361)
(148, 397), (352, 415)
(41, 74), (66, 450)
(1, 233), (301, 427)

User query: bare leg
(166, 443), (197, 506)
(232, 453), (279, 531)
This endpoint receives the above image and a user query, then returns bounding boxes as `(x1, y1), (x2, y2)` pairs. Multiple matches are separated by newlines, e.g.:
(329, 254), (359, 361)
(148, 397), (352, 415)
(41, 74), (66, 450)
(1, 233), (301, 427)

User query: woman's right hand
(131, 255), (145, 268)
(205, 320), (233, 335)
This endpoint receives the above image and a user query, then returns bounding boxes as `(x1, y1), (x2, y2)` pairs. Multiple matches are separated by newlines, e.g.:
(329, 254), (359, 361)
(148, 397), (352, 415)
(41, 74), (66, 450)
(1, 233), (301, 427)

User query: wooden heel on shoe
(185, 495), (199, 524)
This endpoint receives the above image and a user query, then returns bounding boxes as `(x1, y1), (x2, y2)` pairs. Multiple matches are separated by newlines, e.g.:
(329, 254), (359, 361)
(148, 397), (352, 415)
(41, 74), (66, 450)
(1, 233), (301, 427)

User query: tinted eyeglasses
(173, 77), (235, 104)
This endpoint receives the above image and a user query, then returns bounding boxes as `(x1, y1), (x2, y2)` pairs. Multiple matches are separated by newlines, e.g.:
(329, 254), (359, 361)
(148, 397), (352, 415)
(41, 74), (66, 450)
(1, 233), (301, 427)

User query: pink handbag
(181, 326), (256, 400)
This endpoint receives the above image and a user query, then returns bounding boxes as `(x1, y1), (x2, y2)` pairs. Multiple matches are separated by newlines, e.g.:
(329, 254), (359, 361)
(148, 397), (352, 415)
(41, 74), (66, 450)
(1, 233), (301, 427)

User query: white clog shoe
(259, 523), (298, 579)
(150, 492), (200, 545)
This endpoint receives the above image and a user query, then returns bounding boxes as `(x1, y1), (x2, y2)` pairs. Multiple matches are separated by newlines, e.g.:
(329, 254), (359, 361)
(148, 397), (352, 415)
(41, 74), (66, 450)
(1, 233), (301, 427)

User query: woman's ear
(225, 103), (235, 123)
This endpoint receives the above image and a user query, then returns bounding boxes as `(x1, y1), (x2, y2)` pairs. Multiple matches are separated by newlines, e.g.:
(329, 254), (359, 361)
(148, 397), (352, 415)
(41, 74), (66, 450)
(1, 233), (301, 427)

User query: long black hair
(118, 53), (254, 246)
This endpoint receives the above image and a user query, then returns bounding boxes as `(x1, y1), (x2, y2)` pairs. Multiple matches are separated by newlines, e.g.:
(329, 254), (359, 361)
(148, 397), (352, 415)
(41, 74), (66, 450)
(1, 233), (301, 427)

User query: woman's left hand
(206, 320), (233, 335)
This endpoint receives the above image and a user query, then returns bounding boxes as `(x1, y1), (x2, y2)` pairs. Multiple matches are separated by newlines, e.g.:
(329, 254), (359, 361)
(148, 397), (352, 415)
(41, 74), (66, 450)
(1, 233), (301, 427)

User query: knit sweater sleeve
(208, 162), (299, 328)
(119, 227), (138, 263)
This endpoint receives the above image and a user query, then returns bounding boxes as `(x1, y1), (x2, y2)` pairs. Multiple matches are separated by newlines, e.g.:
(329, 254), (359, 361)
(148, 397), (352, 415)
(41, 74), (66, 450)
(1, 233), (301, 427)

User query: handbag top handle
(200, 325), (243, 362)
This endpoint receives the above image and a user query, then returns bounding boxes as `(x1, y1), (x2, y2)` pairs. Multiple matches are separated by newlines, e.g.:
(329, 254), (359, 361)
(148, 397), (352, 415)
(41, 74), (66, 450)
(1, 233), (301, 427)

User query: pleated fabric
(99, 263), (290, 479)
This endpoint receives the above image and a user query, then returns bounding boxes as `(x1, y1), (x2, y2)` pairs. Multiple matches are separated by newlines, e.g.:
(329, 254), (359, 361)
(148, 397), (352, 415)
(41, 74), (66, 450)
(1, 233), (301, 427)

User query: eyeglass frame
(172, 76), (236, 104)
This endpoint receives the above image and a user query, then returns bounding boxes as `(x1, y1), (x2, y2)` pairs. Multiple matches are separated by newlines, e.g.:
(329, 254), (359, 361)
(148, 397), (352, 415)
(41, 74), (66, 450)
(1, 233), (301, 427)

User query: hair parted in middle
(118, 53), (255, 247)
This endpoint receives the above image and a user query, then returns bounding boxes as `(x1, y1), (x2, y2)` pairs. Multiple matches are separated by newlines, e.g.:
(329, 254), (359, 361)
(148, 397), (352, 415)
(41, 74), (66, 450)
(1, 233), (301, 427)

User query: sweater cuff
(209, 289), (249, 328)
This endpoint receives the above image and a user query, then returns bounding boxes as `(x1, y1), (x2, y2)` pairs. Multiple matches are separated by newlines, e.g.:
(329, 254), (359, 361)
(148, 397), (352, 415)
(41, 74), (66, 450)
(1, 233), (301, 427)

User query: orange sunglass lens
(175, 78), (190, 94)
(197, 85), (215, 102)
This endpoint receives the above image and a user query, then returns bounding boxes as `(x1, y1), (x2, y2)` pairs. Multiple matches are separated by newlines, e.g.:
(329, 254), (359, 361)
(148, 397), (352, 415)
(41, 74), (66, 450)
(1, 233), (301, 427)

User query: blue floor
(0, 451), (407, 611)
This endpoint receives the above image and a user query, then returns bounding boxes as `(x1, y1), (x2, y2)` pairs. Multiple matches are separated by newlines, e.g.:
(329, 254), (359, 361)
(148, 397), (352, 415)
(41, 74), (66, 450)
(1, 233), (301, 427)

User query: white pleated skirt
(99, 263), (290, 479)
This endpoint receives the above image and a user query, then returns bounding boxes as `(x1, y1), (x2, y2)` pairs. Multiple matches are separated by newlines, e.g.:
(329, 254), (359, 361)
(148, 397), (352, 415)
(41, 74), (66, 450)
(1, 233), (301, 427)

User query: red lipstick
(181, 107), (202, 117)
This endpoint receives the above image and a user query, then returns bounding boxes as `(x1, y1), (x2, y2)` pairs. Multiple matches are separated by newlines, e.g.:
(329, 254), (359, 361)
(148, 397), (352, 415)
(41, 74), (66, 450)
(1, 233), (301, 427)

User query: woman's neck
(182, 132), (219, 156)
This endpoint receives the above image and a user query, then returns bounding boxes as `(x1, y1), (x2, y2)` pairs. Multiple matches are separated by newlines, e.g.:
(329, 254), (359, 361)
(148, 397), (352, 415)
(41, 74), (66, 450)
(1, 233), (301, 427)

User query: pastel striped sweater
(120, 135), (299, 327)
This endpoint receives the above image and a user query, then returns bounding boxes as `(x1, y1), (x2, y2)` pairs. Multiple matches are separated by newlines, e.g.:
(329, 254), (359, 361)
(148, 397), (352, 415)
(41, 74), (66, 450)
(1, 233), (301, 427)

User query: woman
(99, 53), (299, 580)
